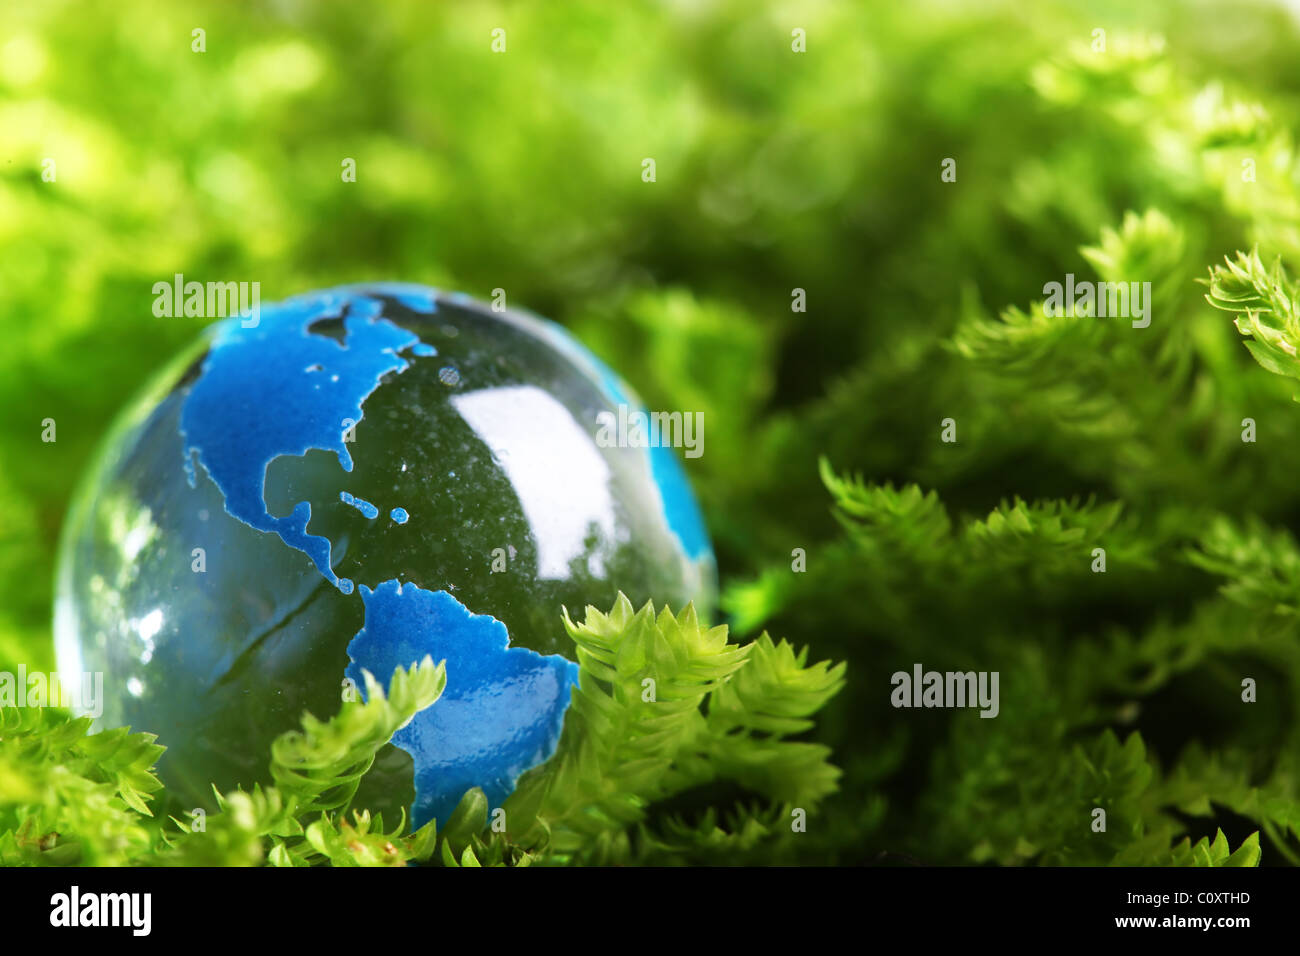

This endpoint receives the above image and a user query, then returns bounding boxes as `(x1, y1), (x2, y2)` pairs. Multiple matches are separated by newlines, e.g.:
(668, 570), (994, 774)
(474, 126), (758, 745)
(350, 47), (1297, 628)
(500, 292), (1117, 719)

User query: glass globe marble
(55, 284), (715, 826)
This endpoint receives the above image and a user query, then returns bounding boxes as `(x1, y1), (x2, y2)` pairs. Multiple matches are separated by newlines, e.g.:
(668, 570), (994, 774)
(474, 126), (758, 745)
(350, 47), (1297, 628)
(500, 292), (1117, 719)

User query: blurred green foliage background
(8, 0), (1300, 864)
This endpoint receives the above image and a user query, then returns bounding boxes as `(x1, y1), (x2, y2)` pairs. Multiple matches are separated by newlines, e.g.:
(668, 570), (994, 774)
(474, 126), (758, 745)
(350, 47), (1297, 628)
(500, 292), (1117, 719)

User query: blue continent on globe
(55, 284), (715, 826)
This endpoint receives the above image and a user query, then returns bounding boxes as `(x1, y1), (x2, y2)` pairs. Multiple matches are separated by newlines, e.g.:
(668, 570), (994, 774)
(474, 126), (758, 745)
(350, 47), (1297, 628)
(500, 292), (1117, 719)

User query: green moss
(8, 0), (1300, 865)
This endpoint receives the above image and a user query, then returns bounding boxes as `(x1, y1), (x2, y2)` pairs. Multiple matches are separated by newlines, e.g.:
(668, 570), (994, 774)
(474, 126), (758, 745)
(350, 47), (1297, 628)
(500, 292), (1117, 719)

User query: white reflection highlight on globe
(450, 384), (615, 580)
